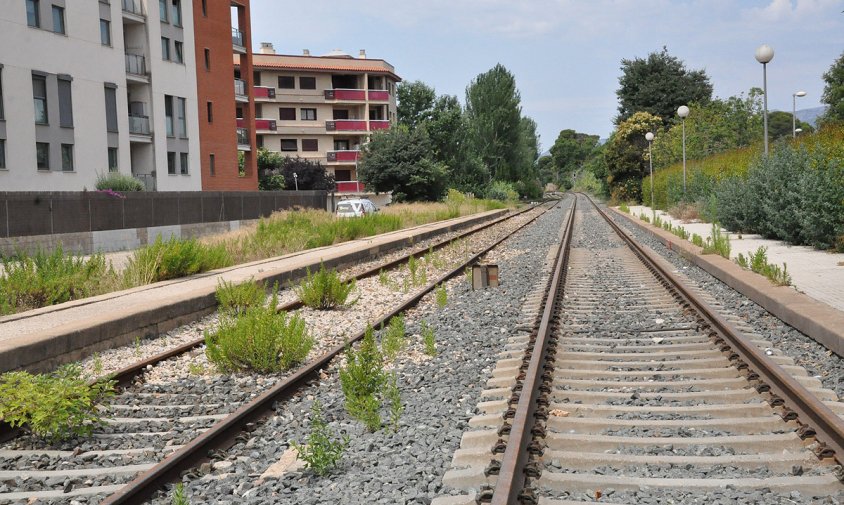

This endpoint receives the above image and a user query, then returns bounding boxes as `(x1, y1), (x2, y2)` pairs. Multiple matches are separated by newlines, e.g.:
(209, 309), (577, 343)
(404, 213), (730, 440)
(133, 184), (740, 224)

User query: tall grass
(122, 236), (232, 287)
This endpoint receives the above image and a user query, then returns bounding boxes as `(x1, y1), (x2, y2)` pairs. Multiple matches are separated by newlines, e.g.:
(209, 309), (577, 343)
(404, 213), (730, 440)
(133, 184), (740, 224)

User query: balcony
(254, 86), (276, 100)
(238, 118), (277, 131)
(369, 120), (391, 131)
(128, 115), (150, 136)
(368, 90), (390, 101)
(125, 53), (148, 81)
(234, 79), (248, 102)
(327, 150), (360, 163)
(237, 127), (250, 150)
(121, 0), (145, 21)
(326, 120), (367, 132)
(325, 89), (366, 101)
(232, 28), (245, 53)
(336, 181), (366, 193)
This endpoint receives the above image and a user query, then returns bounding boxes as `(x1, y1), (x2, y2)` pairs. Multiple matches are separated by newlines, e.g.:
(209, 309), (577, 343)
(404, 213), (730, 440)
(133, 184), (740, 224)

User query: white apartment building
(247, 44), (400, 194)
(0, 0), (201, 192)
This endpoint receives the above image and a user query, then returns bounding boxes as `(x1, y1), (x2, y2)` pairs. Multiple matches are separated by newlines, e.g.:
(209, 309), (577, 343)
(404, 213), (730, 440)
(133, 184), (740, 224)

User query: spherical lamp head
(755, 44), (774, 64)
(645, 132), (654, 142)
(795, 91), (807, 97)
(677, 105), (690, 118)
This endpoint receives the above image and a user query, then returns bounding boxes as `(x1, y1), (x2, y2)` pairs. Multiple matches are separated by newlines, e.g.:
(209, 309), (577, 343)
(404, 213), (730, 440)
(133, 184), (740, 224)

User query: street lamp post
(645, 132), (655, 209)
(293, 172), (299, 191)
(677, 105), (690, 197)
(755, 44), (774, 155)
(792, 91), (806, 138)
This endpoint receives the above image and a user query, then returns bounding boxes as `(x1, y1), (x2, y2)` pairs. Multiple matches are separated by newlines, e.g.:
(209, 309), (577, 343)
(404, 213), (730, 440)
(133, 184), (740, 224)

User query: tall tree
(616, 47), (713, 126)
(820, 50), (844, 126)
(549, 129), (600, 187)
(397, 81), (436, 129)
(465, 64), (525, 182)
(424, 95), (489, 193)
(604, 112), (663, 201)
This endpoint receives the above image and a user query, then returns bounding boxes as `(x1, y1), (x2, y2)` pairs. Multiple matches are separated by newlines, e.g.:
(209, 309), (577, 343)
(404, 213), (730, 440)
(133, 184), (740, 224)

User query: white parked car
(336, 198), (378, 218)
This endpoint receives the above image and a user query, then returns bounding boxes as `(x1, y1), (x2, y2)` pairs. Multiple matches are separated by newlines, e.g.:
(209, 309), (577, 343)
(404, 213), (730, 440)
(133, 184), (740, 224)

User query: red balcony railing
(336, 181), (365, 193)
(236, 118), (277, 131)
(327, 150), (360, 162)
(325, 89), (366, 101)
(254, 86), (276, 99)
(368, 90), (390, 101)
(326, 120), (367, 132)
(369, 120), (390, 131)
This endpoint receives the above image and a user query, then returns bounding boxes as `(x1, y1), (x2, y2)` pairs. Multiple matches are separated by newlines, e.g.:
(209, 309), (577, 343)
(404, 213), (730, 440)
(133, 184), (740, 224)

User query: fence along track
(0, 202), (559, 504)
(482, 194), (844, 504)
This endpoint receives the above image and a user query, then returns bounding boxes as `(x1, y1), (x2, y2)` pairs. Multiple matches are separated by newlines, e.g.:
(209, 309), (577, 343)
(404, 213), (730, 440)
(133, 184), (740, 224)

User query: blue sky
(249, 0), (843, 150)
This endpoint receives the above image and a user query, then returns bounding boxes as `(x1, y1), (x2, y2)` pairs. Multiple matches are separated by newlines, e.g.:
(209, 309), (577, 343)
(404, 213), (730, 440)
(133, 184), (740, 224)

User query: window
(204, 48), (210, 70)
(209, 153), (215, 176)
(161, 37), (170, 60)
(171, 0), (182, 26)
(201, 0), (207, 16)
(180, 152), (188, 174)
(167, 151), (176, 174)
(159, 0), (167, 21)
(108, 147), (118, 172)
(100, 19), (111, 45)
(61, 144), (73, 171)
(32, 75), (48, 124)
(26, 0), (40, 27)
(279, 107), (295, 120)
(278, 76), (295, 89)
(302, 139), (318, 152)
(177, 97), (186, 137)
(0, 67), (4, 120)
(206, 101), (213, 122)
(52, 6), (65, 34)
(0, 140), (5, 169)
(58, 77), (73, 128)
(300, 108), (317, 121)
(174, 41), (184, 63)
(165, 95), (174, 136)
(299, 77), (316, 90)
(104, 86), (118, 132)
(36, 142), (49, 170)
(280, 139), (297, 152)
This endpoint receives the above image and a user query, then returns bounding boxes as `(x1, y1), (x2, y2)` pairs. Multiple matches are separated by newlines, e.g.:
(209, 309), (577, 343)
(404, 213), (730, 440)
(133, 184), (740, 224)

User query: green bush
(96, 172), (144, 192)
(205, 292), (313, 373)
(0, 364), (115, 440)
(291, 400), (349, 476)
(618, 202), (630, 213)
(702, 224), (731, 259)
(0, 246), (112, 315)
(485, 180), (519, 202)
(381, 314), (406, 361)
(216, 278), (266, 315)
(295, 264), (357, 310)
(735, 246), (792, 286)
(691, 234), (704, 247)
(339, 326), (386, 432)
(123, 236), (232, 286)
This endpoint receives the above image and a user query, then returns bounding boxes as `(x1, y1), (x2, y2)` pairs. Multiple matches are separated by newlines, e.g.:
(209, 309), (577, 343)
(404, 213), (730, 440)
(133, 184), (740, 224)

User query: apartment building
(0, 0), (252, 192)
(193, 0), (257, 190)
(246, 44), (400, 193)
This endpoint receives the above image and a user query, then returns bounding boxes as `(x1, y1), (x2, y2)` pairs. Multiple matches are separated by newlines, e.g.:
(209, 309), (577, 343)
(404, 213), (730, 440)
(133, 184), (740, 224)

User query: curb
(608, 207), (844, 357)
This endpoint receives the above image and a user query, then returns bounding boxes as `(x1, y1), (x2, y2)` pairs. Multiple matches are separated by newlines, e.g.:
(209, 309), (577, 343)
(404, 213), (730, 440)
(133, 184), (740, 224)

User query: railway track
(0, 200), (564, 504)
(441, 194), (844, 504)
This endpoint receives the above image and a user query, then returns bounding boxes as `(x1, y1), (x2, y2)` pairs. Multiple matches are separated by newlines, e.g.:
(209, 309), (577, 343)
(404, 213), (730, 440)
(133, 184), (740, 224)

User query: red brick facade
(193, 0), (258, 190)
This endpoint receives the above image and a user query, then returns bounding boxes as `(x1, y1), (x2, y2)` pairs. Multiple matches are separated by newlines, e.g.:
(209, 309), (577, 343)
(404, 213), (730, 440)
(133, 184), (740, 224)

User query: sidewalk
(627, 205), (844, 313)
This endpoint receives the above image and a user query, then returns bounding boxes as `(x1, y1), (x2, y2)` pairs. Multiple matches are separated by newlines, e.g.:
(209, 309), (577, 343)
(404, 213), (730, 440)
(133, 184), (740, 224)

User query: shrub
(384, 373), (403, 433)
(290, 400), (349, 476)
(205, 292), (313, 373)
(295, 264), (357, 310)
(95, 172), (144, 192)
(702, 224), (731, 259)
(0, 364), (115, 440)
(216, 278), (266, 315)
(123, 236), (232, 286)
(381, 314), (406, 361)
(339, 326), (385, 432)
(421, 320), (436, 356)
(691, 234), (704, 247)
(485, 180), (519, 202)
(0, 246), (112, 315)
(618, 202), (630, 213)
(735, 246), (792, 286)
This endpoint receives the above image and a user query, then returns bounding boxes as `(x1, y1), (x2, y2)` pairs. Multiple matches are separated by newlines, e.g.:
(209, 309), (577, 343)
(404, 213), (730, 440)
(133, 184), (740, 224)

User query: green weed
(378, 269), (389, 286)
(435, 284), (448, 308)
(216, 278), (266, 315)
(735, 246), (792, 286)
(123, 236), (232, 287)
(290, 400), (349, 476)
(384, 373), (403, 433)
(339, 326), (385, 432)
(295, 264), (357, 310)
(619, 202), (630, 213)
(702, 224), (731, 259)
(421, 320), (436, 356)
(171, 483), (189, 505)
(691, 234), (704, 247)
(381, 314), (406, 361)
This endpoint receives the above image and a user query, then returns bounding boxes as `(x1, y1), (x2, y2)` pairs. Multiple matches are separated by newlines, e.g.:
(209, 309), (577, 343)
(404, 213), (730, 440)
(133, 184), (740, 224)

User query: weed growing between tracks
(340, 326), (386, 432)
(170, 483), (189, 505)
(421, 320), (437, 356)
(215, 277), (267, 315)
(381, 314), (407, 362)
(295, 264), (358, 310)
(0, 364), (115, 441)
(291, 400), (349, 476)
(436, 284), (448, 308)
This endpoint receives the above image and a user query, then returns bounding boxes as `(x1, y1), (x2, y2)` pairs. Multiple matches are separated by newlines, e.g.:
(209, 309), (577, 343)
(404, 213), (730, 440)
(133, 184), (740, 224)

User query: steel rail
(100, 198), (566, 505)
(584, 193), (844, 464)
(490, 197), (576, 505)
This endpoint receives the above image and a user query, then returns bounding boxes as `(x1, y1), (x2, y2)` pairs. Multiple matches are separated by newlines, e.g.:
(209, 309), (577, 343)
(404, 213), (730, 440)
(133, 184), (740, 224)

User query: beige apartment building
(241, 44), (400, 194)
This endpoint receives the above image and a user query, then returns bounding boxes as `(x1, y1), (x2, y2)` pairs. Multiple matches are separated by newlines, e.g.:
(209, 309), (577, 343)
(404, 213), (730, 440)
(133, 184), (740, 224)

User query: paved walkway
(626, 205), (844, 313)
